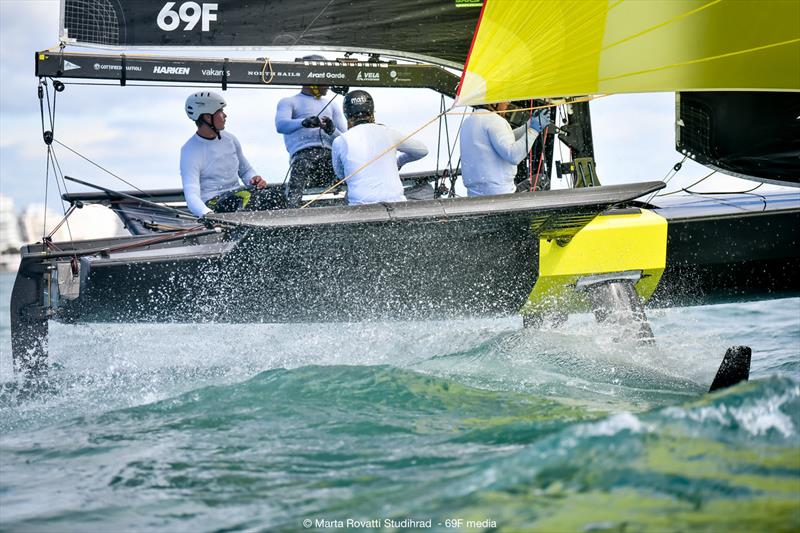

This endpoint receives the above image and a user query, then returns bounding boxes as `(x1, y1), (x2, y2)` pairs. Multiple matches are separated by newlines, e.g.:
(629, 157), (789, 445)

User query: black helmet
(343, 90), (374, 119)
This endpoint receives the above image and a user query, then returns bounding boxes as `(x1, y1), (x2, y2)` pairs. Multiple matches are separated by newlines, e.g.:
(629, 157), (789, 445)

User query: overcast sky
(0, 0), (787, 213)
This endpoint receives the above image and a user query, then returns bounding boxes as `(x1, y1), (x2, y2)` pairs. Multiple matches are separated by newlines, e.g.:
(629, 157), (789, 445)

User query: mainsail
(456, 0), (800, 105)
(61, 0), (481, 67)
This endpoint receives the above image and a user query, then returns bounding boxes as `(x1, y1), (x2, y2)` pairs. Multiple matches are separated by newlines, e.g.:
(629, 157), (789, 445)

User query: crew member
(275, 55), (348, 208)
(332, 90), (428, 205)
(181, 91), (279, 218)
(459, 103), (551, 196)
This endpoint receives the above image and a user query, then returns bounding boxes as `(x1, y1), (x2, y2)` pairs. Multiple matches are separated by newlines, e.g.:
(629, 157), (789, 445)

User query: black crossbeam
(35, 51), (461, 97)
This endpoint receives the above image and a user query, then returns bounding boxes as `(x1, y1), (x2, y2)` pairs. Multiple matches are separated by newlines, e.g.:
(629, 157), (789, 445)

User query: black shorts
(285, 146), (338, 208)
(206, 185), (286, 213)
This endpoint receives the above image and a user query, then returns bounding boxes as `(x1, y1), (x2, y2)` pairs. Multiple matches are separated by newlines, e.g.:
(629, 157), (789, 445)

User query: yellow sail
(456, 0), (800, 106)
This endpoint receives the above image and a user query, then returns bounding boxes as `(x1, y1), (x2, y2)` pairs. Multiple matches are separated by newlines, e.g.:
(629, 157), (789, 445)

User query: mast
(556, 100), (600, 188)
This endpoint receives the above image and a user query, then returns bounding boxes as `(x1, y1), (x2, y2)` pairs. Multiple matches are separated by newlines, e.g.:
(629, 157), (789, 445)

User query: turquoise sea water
(0, 271), (798, 532)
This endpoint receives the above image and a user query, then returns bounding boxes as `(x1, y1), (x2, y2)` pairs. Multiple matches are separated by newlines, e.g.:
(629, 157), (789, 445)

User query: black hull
(61, 214), (541, 323)
(25, 184), (657, 326)
(650, 192), (800, 306)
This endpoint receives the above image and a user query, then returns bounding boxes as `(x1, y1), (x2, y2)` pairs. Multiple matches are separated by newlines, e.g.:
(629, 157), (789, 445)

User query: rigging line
(447, 110), (468, 200)
(656, 169), (716, 197)
(527, 99), (533, 191)
(47, 148), (75, 243)
(282, 92), (342, 187)
(50, 78), (58, 136)
(44, 80), (54, 133)
(291, 0), (338, 46)
(444, 105), (468, 194)
(37, 81), (46, 134)
(301, 108), (447, 208)
(314, 92), (340, 146)
(260, 57), (274, 84)
(63, 176), (197, 220)
(52, 139), (155, 199)
(684, 183), (767, 213)
(42, 147), (53, 242)
(104, 226), (208, 254)
(644, 154), (688, 204)
(556, 104), (566, 180)
(442, 99), (456, 186)
(435, 96), (444, 192)
(533, 126), (549, 192)
(686, 182), (766, 197)
(449, 157), (461, 198)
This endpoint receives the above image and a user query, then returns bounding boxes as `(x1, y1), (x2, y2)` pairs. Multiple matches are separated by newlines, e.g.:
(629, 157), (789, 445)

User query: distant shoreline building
(0, 196), (23, 272)
(0, 195), (126, 272)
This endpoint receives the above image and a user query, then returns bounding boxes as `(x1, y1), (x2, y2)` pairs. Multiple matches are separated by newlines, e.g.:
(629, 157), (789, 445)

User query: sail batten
(457, 0), (800, 105)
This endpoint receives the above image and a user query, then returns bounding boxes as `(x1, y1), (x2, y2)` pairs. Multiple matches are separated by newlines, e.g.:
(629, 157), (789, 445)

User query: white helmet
(185, 91), (226, 121)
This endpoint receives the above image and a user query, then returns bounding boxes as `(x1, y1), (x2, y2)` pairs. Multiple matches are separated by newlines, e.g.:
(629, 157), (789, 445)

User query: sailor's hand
(250, 175), (267, 189)
(320, 117), (335, 135)
(529, 108), (551, 133)
(302, 116), (322, 128)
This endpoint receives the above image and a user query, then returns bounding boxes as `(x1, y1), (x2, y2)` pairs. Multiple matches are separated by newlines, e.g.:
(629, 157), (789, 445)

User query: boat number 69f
(157, 2), (218, 32)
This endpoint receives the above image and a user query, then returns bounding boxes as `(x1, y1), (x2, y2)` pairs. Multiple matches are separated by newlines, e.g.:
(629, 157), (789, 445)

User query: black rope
(42, 149), (51, 240)
(685, 182), (767, 212)
(644, 154), (688, 204)
(47, 148), (75, 243)
(37, 79), (78, 244)
(446, 108), (468, 198)
(683, 183), (768, 213)
(656, 169), (717, 197)
(53, 139), (154, 198)
(291, 0), (337, 45)
(434, 96), (444, 194)
(37, 81), (45, 130)
(442, 99), (455, 184)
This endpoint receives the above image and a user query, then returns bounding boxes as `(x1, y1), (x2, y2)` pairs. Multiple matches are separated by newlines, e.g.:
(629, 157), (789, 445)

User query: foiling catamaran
(11, 0), (800, 391)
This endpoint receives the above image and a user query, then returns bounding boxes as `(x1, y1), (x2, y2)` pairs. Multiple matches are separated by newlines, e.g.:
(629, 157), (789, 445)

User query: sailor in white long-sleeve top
(275, 55), (348, 208)
(460, 103), (551, 197)
(332, 90), (428, 206)
(180, 91), (279, 218)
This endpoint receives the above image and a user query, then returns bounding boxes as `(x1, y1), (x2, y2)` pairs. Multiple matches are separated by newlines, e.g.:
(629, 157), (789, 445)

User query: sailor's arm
(395, 132), (428, 169)
(487, 118), (535, 165)
(512, 124), (530, 140)
(180, 146), (212, 217)
(331, 137), (346, 180)
(275, 98), (304, 134)
(332, 105), (348, 135)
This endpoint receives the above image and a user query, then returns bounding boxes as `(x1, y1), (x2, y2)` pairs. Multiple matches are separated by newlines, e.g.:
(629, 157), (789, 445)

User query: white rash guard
(460, 109), (538, 197)
(275, 92), (347, 158)
(332, 123), (428, 206)
(180, 131), (258, 217)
